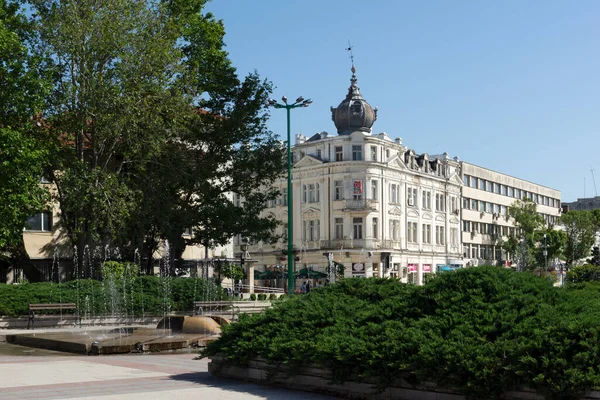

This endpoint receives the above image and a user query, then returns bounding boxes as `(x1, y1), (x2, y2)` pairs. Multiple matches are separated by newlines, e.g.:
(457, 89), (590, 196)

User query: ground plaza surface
(0, 343), (336, 400)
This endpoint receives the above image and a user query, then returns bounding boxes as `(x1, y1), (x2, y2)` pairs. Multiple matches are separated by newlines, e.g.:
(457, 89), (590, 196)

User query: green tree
(1, 0), (52, 281)
(25, 0), (283, 275)
(502, 199), (545, 271)
(561, 210), (597, 268)
(565, 263), (600, 283)
(533, 228), (566, 274)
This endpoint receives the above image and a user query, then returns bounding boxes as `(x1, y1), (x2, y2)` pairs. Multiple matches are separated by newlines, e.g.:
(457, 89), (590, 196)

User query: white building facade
(239, 66), (463, 287)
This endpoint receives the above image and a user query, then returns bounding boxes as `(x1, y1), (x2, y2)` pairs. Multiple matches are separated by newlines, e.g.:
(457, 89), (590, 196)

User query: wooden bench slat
(28, 303), (78, 330)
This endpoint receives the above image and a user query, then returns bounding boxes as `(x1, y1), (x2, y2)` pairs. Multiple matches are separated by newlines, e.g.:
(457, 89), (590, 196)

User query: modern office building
(461, 163), (561, 267)
(562, 196), (600, 212)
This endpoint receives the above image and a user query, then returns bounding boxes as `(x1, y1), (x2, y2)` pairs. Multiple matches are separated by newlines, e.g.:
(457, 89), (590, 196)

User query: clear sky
(205, 0), (600, 203)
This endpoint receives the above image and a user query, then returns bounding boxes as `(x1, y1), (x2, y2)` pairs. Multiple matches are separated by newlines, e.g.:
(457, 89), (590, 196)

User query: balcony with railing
(343, 199), (379, 211)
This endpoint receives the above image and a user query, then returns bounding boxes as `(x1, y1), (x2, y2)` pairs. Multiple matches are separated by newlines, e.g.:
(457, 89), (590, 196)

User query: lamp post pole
(268, 96), (312, 294)
(543, 233), (548, 277)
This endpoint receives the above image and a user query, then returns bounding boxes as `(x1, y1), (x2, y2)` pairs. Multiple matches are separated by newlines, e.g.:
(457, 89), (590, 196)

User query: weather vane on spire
(346, 40), (354, 66)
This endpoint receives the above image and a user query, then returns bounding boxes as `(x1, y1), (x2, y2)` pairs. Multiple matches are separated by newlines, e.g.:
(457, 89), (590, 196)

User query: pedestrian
(301, 281), (307, 294)
(306, 281), (311, 293)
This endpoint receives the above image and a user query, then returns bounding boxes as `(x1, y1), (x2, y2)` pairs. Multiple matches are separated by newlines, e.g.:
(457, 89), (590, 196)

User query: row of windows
(304, 145), (396, 163)
(463, 175), (559, 208)
(463, 197), (559, 225)
(463, 243), (504, 260)
(462, 220), (517, 236)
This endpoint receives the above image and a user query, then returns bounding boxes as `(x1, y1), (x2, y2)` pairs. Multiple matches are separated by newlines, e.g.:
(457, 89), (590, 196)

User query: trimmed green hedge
(0, 276), (226, 317)
(203, 267), (600, 399)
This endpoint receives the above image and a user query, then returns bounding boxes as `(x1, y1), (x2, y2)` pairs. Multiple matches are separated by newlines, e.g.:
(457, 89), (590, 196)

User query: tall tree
(0, 0), (52, 280)
(502, 199), (545, 272)
(24, 0), (283, 274)
(561, 210), (597, 268)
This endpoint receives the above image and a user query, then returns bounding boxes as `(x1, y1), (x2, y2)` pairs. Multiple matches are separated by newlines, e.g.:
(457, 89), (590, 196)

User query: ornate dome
(330, 66), (377, 135)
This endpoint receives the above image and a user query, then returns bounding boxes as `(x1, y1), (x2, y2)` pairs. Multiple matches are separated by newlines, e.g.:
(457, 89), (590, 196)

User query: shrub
(257, 293), (267, 301)
(269, 293), (277, 300)
(249, 293), (256, 301)
(202, 267), (600, 398)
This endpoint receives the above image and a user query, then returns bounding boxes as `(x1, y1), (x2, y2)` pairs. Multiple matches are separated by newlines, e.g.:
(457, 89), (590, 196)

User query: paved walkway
(0, 346), (338, 399)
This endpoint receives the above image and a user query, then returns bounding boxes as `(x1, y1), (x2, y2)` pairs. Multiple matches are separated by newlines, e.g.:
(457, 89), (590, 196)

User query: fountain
(6, 243), (229, 355)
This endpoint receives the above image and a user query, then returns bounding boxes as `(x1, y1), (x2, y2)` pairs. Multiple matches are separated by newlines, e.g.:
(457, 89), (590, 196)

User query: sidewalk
(0, 346), (338, 399)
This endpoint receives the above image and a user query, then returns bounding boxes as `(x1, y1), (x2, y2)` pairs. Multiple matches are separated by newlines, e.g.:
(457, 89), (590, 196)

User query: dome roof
(330, 66), (377, 135)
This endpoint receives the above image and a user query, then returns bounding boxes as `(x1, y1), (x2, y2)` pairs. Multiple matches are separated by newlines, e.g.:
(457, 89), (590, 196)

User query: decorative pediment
(407, 209), (419, 218)
(301, 207), (320, 217)
(388, 206), (403, 216)
(386, 154), (407, 170)
(422, 212), (433, 220)
(435, 215), (446, 222)
(449, 172), (463, 186)
(294, 155), (323, 168)
(449, 217), (459, 224)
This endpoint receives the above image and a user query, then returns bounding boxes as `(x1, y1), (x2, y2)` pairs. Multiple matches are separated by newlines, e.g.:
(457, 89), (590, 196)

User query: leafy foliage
(561, 210), (597, 267)
(0, 276), (225, 317)
(203, 267), (600, 398)
(566, 264), (600, 284)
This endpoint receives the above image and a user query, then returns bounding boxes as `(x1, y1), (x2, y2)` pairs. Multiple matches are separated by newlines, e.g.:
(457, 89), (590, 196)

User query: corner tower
(330, 65), (378, 135)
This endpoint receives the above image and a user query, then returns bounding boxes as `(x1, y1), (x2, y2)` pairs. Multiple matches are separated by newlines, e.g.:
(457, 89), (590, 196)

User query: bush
(202, 267), (600, 399)
(269, 293), (277, 300)
(0, 276), (225, 317)
(257, 293), (267, 301)
(249, 293), (256, 301)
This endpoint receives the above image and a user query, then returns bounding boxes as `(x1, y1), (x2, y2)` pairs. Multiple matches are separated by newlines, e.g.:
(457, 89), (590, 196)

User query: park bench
(27, 303), (77, 330)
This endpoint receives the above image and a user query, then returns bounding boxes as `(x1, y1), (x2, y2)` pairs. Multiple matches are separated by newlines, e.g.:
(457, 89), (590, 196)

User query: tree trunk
(10, 236), (44, 282)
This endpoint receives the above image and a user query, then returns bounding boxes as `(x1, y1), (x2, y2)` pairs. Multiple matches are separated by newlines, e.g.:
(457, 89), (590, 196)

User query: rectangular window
(508, 186), (514, 197)
(486, 181), (492, 192)
(281, 188), (288, 206)
(390, 220), (400, 241)
(335, 218), (343, 239)
(353, 217), (363, 239)
(494, 183), (500, 194)
(501, 185), (507, 196)
(463, 197), (469, 209)
(477, 201), (484, 213)
(471, 244), (478, 259)
(486, 202), (493, 213)
(25, 212), (53, 232)
(407, 186), (417, 206)
(422, 190), (431, 209)
(386, 149), (390, 159)
(463, 243), (470, 258)
(514, 188), (520, 199)
(352, 145), (362, 161)
(493, 203), (500, 214)
(501, 205), (507, 216)
(390, 183), (399, 204)
(478, 179), (485, 190)
(470, 178), (477, 188)
(435, 193), (445, 212)
(302, 184), (307, 203)
(353, 180), (363, 200)
(370, 146), (377, 161)
(371, 180), (378, 200)
(316, 149), (322, 159)
(372, 217), (378, 239)
(450, 227), (458, 246)
(335, 146), (343, 161)
(436, 226), (445, 245)
(422, 224), (431, 244)
(463, 175), (470, 186)
(463, 220), (471, 232)
(471, 199), (477, 210)
(334, 180), (343, 200)
(407, 221), (417, 243)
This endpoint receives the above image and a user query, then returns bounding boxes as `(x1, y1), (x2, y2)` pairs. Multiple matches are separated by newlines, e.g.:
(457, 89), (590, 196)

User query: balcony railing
(343, 199), (378, 211)
(320, 239), (383, 250)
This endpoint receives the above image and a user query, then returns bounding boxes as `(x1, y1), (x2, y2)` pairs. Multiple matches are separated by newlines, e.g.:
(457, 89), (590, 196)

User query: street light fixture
(267, 96), (312, 294)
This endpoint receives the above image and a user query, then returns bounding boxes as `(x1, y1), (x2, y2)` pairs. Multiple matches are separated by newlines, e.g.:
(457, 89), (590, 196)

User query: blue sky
(205, 0), (600, 203)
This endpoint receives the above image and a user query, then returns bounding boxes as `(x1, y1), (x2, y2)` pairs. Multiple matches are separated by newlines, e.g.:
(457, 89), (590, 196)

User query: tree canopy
(561, 210), (597, 267)
(5, 0), (284, 274)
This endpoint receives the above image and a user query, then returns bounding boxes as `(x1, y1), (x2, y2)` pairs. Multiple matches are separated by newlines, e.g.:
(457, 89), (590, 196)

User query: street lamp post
(543, 233), (548, 277)
(267, 96), (312, 295)
(239, 242), (248, 297)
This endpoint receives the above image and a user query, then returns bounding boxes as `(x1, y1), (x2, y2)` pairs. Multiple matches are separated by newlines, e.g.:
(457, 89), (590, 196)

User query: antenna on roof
(590, 166), (598, 197)
(345, 40), (355, 66)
